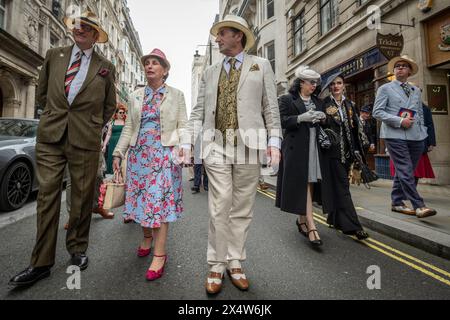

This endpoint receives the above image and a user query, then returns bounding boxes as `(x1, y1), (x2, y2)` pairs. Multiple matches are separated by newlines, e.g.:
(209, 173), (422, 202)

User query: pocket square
(249, 64), (260, 72)
(98, 68), (110, 77)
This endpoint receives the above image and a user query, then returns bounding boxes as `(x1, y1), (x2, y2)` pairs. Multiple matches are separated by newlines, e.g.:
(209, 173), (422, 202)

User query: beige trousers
(204, 144), (260, 273)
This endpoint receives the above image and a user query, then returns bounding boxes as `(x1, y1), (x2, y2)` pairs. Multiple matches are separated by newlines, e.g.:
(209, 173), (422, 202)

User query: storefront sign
(377, 33), (404, 60)
(427, 85), (448, 115)
(418, 0), (433, 13)
(424, 9), (450, 66)
(321, 48), (387, 84)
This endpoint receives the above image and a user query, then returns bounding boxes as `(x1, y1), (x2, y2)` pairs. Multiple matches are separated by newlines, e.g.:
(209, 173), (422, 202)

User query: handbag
(317, 126), (338, 149)
(102, 168), (125, 210)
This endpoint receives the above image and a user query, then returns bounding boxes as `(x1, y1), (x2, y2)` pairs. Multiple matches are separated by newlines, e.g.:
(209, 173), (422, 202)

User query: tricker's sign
(376, 33), (404, 60)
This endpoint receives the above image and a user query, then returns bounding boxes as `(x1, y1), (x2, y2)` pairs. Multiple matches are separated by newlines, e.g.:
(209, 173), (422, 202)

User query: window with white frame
(320, 0), (338, 35)
(293, 10), (306, 56)
(0, 0), (6, 29)
(266, 0), (274, 20)
(265, 42), (275, 73)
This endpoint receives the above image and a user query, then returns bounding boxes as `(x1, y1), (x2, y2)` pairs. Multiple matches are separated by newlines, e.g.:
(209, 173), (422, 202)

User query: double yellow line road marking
(257, 188), (450, 287)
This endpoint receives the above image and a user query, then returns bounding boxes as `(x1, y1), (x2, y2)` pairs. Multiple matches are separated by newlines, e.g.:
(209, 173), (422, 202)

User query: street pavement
(1, 170), (450, 300)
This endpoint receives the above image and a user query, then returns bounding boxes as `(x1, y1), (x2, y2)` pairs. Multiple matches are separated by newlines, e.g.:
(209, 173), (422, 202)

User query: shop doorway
(345, 70), (377, 169)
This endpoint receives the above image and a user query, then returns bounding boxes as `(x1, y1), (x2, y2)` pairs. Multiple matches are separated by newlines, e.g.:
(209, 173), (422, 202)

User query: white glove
(297, 110), (317, 123)
(313, 111), (326, 120)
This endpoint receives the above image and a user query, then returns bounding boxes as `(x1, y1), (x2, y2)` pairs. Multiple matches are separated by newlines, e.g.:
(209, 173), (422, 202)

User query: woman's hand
(113, 157), (121, 173)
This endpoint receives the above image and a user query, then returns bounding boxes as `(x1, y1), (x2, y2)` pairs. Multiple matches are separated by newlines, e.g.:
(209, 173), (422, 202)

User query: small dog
(349, 164), (362, 186)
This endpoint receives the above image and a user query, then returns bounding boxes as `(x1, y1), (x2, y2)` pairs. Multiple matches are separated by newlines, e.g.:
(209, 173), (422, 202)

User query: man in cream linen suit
(187, 15), (282, 295)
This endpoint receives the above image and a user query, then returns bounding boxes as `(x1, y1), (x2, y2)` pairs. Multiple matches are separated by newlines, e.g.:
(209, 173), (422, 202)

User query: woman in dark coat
(320, 73), (369, 240)
(276, 66), (332, 247)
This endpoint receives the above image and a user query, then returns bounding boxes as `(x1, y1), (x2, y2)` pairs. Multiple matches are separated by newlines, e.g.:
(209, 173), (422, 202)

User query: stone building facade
(284, 0), (450, 184)
(0, 0), (144, 119)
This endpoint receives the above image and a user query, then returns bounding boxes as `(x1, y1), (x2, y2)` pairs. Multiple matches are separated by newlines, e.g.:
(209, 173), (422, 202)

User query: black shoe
(9, 266), (51, 287)
(307, 229), (323, 247)
(295, 219), (308, 238)
(191, 187), (200, 194)
(355, 230), (369, 240)
(71, 253), (89, 271)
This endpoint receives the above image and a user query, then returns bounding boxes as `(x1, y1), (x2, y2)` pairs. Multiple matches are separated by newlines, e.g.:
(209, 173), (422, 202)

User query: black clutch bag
(317, 126), (338, 150)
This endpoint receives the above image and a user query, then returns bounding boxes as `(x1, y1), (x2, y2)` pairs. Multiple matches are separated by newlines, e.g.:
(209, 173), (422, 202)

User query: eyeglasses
(394, 64), (410, 69)
(74, 24), (94, 32)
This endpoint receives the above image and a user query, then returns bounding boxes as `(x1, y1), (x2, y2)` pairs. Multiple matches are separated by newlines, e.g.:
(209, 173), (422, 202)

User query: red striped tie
(65, 51), (82, 97)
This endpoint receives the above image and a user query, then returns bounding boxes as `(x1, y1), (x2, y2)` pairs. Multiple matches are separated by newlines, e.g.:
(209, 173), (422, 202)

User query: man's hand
(401, 116), (415, 129)
(428, 146), (434, 152)
(267, 147), (281, 167)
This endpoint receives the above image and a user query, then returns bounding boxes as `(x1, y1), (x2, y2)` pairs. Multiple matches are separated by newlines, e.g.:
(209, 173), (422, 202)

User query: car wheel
(0, 162), (32, 212)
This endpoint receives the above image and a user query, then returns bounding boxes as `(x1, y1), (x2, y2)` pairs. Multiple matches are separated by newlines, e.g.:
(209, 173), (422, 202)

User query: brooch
(326, 106), (339, 116)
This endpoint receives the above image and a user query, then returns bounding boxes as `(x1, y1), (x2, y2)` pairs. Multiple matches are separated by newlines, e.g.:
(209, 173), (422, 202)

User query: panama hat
(387, 55), (419, 76)
(141, 48), (171, 71)
(210, 15), (256, 51)
(64, 11), (109, 44)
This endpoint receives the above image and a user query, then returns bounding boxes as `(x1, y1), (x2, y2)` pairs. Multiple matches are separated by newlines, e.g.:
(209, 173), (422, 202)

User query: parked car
(0, 118), (40, 211)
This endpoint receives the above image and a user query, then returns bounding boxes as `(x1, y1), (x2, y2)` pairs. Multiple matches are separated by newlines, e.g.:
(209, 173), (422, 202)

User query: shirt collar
(394, 79), (408, 86)
(225, 51), (244, 65)
(73, 44), (94, 59)
(145, 84), (166, 97)
(331, 95), (346, 106)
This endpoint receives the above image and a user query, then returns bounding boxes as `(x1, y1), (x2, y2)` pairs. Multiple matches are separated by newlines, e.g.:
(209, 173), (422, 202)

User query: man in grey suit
(373, 55), (436, 219)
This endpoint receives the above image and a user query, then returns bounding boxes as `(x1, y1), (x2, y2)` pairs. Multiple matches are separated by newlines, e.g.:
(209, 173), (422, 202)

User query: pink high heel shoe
(137, 236), (153, 257)
(146, 254), (168, 281)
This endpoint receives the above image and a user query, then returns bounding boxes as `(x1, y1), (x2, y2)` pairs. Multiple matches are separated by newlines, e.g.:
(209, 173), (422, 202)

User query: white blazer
(113, 85), (189, 159)
(187, 53), (282, 150)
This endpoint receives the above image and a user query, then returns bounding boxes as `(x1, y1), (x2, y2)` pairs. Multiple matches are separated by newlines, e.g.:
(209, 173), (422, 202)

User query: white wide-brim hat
(210, 15), (256, 51)
(64, 11), (109, 44)
(387, 55), (419, 76)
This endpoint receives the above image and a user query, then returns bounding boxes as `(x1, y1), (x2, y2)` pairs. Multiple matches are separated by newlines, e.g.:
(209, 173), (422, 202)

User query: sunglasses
(305, 80), (319, 86)
(74, 24), (94, 33)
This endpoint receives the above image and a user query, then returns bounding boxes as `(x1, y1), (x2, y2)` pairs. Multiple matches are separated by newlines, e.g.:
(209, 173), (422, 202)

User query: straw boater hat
(210, 15), (256, 51)
(141, 48), (171, 71)
(64, 11), (109, 43)
(387, 55), (419, 76)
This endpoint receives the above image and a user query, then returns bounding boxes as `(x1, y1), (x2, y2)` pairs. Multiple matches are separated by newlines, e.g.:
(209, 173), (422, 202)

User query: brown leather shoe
(93, 208), (114, 219)
(226, 268), (249, 291)
(391, 205), (415, 216)
(205, 272), (223, 295)
(416, 207), (437, 219)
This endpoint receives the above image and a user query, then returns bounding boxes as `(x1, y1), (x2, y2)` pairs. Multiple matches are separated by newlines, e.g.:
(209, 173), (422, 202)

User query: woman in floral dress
(113, 49), (190, 281)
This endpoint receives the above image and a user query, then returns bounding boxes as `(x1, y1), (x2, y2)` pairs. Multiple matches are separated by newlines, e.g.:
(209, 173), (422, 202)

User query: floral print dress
(124, 85), (183, 228)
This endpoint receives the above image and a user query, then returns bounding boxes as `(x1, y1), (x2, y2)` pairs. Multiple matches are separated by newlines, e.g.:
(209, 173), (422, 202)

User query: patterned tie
(65, 51), (82, 97)
(229, 57), (237, 75)
(400, 82), (411, 98)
